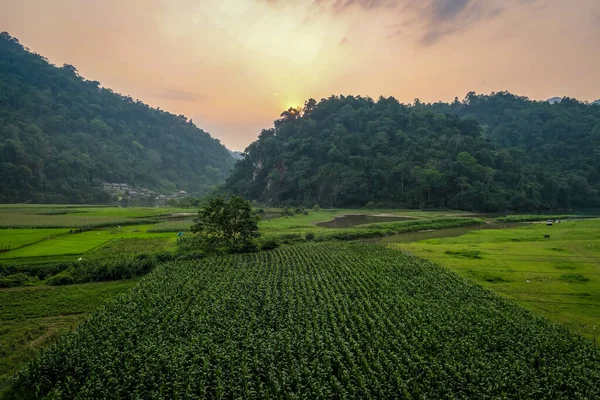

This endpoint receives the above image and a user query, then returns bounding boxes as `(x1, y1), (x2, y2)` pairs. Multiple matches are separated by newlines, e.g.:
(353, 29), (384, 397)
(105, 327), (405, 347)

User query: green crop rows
(8, 243), (600, 399)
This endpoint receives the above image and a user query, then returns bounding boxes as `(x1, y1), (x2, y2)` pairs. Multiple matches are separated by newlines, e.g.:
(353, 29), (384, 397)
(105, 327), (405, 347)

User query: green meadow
(0, 229), (69, 251)
(390, 220), (600, 338)
(0, 226), (177, 260)
(0, 280), (138, 387)
(0, 206), (192, 228)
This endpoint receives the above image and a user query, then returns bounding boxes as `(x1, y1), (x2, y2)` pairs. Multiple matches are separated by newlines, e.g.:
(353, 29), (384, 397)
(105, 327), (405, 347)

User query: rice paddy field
(0, 226), (177, 260)
(0, 229), (69, 252)
(0, 205), (191, 228)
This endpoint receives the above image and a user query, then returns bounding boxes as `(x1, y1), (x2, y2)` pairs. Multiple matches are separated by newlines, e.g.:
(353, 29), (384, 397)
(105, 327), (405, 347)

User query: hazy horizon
(2, 0), (599, 150)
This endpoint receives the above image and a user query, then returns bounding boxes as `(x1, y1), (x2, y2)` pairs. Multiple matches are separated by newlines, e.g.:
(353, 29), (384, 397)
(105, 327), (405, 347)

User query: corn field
(147, 220), (193, 233)
(9, 243), (600, 399)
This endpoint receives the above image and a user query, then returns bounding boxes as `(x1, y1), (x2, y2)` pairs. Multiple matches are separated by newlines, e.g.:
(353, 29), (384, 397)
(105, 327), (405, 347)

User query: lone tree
(191, 196), (260, 251)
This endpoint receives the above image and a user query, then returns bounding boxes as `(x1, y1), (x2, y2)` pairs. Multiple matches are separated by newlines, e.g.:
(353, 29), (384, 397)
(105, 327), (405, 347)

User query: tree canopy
(0, 32), (234, 204)
(226, 93), (600, 212)
(191, 196), (260, 251)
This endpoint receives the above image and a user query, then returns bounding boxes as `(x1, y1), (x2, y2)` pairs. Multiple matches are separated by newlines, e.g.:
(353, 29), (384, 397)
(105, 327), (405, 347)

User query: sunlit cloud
(0, 0), (598, 150)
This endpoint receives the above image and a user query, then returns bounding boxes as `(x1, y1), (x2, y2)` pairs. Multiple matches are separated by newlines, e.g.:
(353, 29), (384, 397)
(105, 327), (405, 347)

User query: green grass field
(0, 226), (178, 260)
(0, 280), (138, 389)
(0, 229), (69, 252)
(390, 220), (600, 338)
(87, 238), (175, 258)
(0, 206), (193, 228)
(0, 233), (112, 259)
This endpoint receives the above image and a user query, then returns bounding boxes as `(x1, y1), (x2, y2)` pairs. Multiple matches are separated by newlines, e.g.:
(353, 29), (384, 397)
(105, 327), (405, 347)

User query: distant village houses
(103, 183), (129, 191)
(101, 182), (188, 206)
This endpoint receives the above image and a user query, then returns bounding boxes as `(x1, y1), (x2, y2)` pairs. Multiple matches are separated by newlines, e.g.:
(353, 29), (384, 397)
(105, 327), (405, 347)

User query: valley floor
(0, 204), (598, 396)
(6, 243), (600, 398)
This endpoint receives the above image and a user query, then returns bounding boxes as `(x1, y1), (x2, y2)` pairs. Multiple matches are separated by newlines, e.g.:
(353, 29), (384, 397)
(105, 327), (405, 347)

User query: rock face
(547, 96), (563, 104)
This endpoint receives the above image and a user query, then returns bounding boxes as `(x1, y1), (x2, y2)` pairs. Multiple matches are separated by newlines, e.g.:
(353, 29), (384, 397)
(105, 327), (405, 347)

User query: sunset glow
(1, 0), (599, 150)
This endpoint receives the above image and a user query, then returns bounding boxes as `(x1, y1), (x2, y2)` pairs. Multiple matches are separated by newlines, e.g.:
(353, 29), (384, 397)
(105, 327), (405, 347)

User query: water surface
(316, 214), (416, 229)
(377, 222), (522, 243)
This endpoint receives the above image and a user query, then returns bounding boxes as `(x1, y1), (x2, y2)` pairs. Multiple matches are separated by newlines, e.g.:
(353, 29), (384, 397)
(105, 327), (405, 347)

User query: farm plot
(0, 229), (68, 252)
(87, 238), (175, 258)
(147, 220), (193, 232)
(0, 232), (112, 259)
(8, 243), (599, 399)
(0, 227), (178, 260)
(0, 206), (190, 229)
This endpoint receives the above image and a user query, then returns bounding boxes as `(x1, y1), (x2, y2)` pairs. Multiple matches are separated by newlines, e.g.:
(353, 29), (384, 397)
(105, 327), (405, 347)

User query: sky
(1, 0), (599, 150)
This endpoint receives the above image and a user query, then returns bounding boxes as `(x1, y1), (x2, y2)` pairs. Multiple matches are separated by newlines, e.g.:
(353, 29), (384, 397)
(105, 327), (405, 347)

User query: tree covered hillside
(0, 32), (234, 204)
(226, 94), (600, 211)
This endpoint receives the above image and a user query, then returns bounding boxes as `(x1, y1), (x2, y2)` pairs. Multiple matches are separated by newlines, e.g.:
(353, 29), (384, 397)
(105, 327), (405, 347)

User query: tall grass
(494, 215), (587, 223)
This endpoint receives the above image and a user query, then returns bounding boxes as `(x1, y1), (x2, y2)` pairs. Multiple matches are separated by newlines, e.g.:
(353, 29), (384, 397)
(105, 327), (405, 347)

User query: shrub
(47, 271), (75, 286)
(559, 274), (590, 283)
(444, 250), (483, 259)
(279, 233), (304, 244)
(260, 239), (280, 250)
(176, 251), (206, 261)
(305, 232), (315, 242)
(228, 241), (258, 254)
(0, 273), (32, 288)
(0, 262), (71, 280)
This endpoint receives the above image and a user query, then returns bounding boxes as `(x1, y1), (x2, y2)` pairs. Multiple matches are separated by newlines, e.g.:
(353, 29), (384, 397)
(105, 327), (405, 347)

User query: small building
(111, 183), (120, 190)
(102, 183), (112, 191)
(119, 184), (129, 190)
(156, 194), (167, 205)
(129, 191), (139, 197)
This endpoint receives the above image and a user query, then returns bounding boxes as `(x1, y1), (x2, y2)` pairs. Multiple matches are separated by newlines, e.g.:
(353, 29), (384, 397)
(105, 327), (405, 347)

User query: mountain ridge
(226, 92), (600, 211)
(0, 32), (234, 203)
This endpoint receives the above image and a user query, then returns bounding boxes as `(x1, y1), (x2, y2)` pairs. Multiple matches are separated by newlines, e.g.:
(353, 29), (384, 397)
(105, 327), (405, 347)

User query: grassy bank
(389, 219), (600, 339)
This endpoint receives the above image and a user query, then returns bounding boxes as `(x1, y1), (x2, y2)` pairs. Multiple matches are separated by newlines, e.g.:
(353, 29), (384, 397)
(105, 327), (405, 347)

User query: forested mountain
(228, 149), (244, 160)
(0, 32), (234, 204)
(226, 93), (600, 212)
